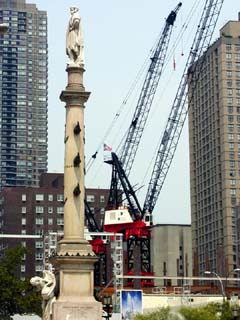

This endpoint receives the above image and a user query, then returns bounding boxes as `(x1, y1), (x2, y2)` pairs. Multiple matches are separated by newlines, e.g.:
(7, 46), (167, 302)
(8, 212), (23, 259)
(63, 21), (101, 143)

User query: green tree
(0, 246), (41, 318)
(133, 302), (235, 320)
(134, 307), (183, 320)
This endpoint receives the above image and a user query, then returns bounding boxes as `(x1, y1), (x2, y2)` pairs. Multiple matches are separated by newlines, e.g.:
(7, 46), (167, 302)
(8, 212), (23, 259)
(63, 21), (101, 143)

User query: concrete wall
(151, 224), (192, 286)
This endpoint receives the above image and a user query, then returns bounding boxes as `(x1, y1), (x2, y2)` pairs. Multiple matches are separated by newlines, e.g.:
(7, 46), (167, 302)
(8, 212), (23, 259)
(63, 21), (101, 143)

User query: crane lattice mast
(143, 0), (224, 216)
(119, 3), (182, 177)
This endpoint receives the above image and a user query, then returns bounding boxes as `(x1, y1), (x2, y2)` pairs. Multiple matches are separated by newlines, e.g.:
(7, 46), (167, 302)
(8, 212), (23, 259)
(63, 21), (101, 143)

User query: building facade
(0, 0), (48, 190)
(151, 224), (192, 287)
(189, 19), (240, 277)
(0, 173), (110, 279)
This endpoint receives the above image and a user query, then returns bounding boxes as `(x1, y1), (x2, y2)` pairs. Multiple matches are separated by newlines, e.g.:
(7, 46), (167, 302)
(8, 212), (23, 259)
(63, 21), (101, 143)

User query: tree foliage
(134, 302), (235, 320)
(0, 246), (41, 318)
(134, 307), (184, 320)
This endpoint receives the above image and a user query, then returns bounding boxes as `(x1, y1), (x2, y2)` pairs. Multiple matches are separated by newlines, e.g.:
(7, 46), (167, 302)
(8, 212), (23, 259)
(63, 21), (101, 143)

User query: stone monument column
(52, 6), (102, 320)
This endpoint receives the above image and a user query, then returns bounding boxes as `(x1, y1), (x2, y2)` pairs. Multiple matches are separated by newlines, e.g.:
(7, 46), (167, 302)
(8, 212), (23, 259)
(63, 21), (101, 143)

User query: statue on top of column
(66, 6), (84, 66)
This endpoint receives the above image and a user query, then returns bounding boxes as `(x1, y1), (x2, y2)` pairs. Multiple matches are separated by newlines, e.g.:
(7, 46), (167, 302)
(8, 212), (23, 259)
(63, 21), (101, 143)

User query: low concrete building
(151, 224), (192, 287)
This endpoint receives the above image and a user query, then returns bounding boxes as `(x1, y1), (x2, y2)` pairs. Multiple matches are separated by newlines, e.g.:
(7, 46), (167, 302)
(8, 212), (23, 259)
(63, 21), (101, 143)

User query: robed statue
(66, 6), (84, 66)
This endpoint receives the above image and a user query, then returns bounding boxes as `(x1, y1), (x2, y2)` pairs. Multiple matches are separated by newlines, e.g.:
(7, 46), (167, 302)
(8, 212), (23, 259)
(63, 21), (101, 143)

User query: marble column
(52, 65), (102, 320)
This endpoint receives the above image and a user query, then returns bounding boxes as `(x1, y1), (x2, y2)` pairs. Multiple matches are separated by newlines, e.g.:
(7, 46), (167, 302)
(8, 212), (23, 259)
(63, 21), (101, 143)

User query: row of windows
(22, 194), (64, 202)
(227, 106), (240, 113)
(86, 194), (105, 202)
(35, 206), (63, 214)
(225, 53), (240, 60)
(35, 218), (63, 225)
(225, 44), (240, 51)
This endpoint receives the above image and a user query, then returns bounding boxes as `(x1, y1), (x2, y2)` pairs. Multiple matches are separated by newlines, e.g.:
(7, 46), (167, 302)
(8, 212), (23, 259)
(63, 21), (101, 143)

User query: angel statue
(30, 270), (56, 320)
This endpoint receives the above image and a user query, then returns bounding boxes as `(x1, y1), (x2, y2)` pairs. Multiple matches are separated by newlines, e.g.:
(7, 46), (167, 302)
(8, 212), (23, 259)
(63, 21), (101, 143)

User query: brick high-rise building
(189, 19), (240, 277)
(0, 0), (48, 190)
(0, 173), (110, 279)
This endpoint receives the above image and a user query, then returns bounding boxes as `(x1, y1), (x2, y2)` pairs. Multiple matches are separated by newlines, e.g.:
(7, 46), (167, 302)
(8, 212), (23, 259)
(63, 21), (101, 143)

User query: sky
(29, 0), (239, 225)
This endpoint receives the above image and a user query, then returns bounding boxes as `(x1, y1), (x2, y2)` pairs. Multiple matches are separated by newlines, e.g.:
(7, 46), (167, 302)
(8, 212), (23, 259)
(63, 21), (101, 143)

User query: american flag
(103, 143), (112, 151)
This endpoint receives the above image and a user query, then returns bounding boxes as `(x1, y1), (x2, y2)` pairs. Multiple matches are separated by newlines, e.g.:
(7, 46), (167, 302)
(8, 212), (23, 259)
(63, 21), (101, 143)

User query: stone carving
(30, 270), (56, 320)
(66, 6), (84, 66)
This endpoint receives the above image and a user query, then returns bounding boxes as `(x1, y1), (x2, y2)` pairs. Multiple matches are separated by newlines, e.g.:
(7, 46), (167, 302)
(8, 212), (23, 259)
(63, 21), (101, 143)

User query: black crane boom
(119, 3), (182, 178)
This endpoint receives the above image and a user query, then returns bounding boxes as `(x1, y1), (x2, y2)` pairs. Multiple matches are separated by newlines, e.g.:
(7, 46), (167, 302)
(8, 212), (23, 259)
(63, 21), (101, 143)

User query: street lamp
(225, 268), (240, 298)
(204, 270), (225, 301)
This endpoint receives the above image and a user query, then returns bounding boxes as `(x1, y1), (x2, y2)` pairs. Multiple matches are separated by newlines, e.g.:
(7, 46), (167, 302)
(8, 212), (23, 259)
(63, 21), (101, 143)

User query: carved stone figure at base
(30, 270), (56, 320)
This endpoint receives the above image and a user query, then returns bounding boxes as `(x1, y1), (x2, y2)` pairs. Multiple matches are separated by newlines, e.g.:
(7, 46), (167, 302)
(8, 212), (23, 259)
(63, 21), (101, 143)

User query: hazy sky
(29, 0), (238, 224)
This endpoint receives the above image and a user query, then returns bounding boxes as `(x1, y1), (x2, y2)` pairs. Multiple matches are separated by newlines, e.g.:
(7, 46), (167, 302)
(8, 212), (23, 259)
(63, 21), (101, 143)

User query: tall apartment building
(189, 19), (240, 277)
(0, 0), (48, 190)
(0, 173), (110, 279)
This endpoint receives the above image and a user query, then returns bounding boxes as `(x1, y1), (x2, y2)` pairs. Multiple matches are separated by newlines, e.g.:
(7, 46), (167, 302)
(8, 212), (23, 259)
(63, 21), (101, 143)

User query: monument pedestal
(52, 253), (102, 320)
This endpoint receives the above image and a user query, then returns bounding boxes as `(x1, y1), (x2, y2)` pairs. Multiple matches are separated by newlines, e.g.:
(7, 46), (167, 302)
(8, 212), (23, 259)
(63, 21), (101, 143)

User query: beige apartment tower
(189, 19), (240, 277)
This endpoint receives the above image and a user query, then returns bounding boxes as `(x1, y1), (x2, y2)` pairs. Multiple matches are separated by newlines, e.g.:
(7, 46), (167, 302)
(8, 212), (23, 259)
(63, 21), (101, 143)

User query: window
(35, 241), (43, 248)
(226, 44), (232, 51)
(35, 206), (44, 214)
(100, 208), (105, 215)
(21, 207), (26, 214)
(35, 253), (43, 260)
(21, 218), (26, 225)
(235, 53), (240, 60)
(21, 265), (26, 272)
(57, 194), (64, 202)
(227, 89), (233, 95)
(35, 229), (43, 236)
(230, 152), (235, 159)
(230, 179), (236, 186)
(48, 218), (53, 225)
(22, 194), (26, 202)
(226, 53), (232, 59)
(35, 218), (43, 225)
(100, 195), (105, 203)
(86, 195), (95, 203)
(36, 194), (44, 201)
(229, 134), (234, 140)
(48, 194), (53, 201)
(57, 218), (64, 226)
(57, 207), (64, 214)
(230, 160), (235, 168)
(230, 189), (236, 196)
(35, 265), (43, 272)
(230, 170), (235, 177)
(48, 207), (53, 214)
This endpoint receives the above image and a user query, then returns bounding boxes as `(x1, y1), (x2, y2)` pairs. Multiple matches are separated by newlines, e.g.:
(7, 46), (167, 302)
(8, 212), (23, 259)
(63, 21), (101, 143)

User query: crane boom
(143, 0), (224, 215)
(119, 3), (182, 177)
(107, 152), (142, 221)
